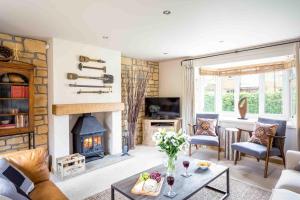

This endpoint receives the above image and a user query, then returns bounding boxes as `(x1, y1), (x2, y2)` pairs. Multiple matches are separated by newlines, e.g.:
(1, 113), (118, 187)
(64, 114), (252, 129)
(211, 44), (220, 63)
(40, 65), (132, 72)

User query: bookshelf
(0, 62), (35, 148)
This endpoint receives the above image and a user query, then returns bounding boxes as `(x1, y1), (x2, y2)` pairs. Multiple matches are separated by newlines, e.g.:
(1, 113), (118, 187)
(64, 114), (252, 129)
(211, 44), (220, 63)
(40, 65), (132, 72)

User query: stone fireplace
(72, 113), (106, 162)
(49, 103), (124, 171)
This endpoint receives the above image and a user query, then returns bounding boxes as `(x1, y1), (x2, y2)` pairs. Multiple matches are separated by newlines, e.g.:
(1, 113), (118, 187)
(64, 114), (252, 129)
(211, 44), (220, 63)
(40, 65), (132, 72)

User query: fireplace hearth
(71, 113), (106, 162)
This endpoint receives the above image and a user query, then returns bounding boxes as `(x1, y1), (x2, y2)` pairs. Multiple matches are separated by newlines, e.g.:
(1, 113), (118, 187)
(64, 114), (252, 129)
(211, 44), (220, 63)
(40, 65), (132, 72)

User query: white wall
(51, 38), (121, 104)
(48, 38), (122, 169)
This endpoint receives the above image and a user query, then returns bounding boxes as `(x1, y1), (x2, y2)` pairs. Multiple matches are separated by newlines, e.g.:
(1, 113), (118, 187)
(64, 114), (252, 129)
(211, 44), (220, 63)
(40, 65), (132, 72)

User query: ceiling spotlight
(102, 35), (109, 39)
(163, 10), (171, 15)
(163, 52), (168, 55)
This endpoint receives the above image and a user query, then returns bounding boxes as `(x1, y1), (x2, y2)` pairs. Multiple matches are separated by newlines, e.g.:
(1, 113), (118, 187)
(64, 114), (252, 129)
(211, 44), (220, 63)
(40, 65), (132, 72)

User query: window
(264, 71), (283, 114)
(198, 68), (294, 120)
(203, 76), (216, 112)
(221, 76), (235, 112)
(240, 74), (259, 114)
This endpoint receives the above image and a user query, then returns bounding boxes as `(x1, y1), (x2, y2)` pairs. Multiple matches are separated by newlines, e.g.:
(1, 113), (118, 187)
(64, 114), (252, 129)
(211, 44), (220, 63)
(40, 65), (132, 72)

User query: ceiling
(1, 0), (300, 61)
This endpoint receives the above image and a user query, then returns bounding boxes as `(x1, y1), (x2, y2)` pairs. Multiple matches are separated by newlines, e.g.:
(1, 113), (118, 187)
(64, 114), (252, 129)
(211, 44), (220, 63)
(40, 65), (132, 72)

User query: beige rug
(85, 176), (271, 200)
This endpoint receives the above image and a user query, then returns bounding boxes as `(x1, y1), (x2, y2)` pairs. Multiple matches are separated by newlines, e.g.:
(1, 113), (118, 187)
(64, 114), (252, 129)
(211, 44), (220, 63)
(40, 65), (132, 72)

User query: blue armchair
(231, 117), (287, 178)
(188, 114), (220, 160)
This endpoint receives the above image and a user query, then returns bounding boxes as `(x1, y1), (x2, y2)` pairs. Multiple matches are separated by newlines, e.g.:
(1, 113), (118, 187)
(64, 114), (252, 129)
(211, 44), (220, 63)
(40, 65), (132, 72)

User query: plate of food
(196, 160), (211, 170)
(131, 171), (164, 196)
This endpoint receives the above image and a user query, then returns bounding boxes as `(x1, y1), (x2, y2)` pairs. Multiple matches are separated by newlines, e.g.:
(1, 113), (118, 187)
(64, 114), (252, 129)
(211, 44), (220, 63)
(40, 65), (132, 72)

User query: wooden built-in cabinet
(0, 62), (35, 148)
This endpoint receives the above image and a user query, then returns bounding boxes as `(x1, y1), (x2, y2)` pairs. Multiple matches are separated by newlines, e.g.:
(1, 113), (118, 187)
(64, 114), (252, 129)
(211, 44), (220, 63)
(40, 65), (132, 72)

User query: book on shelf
(11, 86), (29, 98)
(0, 124), (16, 129)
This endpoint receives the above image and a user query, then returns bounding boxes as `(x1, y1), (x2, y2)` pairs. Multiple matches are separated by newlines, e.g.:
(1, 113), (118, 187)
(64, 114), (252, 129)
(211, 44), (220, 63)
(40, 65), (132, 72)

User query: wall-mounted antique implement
(67, 73), (114, 84)
(69, 83), (112, 89)
(77, 90), (111, 94)
(78, 63), (106, 72)
(79, 55), (105, 63)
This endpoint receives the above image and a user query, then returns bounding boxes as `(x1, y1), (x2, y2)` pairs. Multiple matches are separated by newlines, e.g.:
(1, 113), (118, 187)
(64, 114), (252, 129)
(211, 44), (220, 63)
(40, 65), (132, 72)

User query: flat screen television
(145, 97), (180, 119)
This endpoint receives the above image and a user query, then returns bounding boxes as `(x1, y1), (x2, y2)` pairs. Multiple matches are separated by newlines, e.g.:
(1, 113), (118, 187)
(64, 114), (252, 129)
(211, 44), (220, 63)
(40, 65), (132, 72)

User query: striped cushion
(0, 158), (34, 195)
(0, 177), (29, 200)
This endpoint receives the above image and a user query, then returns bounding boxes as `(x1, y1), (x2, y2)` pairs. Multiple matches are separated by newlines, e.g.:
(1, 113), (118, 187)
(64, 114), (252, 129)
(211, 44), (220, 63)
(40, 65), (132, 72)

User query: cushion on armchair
(189, 135), (219, 146)
(231, 142), (280, 158)
(248, 122), (278, 146)
(195, 118), (217, 136)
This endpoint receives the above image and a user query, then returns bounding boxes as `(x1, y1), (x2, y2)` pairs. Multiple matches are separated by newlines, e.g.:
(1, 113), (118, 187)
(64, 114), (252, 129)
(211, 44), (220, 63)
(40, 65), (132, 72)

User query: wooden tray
(131, 178), (165, 196)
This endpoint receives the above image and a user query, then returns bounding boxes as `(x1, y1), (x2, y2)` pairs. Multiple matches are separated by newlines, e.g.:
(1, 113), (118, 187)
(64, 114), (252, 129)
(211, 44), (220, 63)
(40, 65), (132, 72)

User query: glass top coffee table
(111, 158), (229, 200)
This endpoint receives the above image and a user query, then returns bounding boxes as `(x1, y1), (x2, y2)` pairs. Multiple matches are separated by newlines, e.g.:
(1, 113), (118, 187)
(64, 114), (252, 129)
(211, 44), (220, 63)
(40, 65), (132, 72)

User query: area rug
(85, 176), (271, 200)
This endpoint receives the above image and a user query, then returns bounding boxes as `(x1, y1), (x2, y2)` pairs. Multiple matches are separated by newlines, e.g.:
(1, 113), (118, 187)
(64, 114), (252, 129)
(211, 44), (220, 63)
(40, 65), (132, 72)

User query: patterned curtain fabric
(295, 42), (300, 150)
(182, 60), (195, 134)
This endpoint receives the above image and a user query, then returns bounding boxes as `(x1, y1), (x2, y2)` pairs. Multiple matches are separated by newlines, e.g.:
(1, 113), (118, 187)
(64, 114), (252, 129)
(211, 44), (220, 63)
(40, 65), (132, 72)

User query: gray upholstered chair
(188, 114), (220, 160)
(231, 117), (287, 178)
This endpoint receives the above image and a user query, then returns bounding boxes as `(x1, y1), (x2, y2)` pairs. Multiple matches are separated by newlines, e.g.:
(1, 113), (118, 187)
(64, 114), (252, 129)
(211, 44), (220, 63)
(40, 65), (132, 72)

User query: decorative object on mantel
(56, 153), (85, 179)
(69, 83), (112, 89)
(78, 63), (106, 72)
(77, 90), (111, 94)
(0, 46), (13, 62)
(79, 55), (105, 63)
(238, 97), (248, 119)
(67, 73), (114, 84)
(124, 69), (149, 149)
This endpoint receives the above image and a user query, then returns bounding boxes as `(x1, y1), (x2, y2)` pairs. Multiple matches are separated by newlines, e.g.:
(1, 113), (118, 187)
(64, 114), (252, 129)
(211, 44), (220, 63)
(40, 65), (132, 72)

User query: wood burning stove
(71, 113), (105, 162)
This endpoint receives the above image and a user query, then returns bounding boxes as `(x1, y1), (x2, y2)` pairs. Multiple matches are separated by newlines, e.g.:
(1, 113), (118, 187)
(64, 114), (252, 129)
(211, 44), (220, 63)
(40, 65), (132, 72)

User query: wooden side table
(224, 128), (239, 160)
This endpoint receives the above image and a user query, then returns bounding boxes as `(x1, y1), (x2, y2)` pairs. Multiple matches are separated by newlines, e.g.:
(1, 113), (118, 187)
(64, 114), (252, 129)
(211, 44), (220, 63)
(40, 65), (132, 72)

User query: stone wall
(121, 57), (159, 144)
(0, 33), (48, 153)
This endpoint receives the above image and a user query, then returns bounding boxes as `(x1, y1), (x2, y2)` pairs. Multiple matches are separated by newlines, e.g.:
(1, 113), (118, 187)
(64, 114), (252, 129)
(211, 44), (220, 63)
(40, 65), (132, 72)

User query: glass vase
(166, 155), (176, 175)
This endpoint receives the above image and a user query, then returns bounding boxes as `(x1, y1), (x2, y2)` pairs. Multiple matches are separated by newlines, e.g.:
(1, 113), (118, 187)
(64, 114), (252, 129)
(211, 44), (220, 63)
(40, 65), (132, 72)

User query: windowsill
(218, 116), (296, 129)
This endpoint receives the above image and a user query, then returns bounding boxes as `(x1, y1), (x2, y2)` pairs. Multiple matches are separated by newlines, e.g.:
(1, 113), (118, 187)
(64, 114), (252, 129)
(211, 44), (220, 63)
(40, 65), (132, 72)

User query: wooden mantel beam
(52, 102), (125, 115)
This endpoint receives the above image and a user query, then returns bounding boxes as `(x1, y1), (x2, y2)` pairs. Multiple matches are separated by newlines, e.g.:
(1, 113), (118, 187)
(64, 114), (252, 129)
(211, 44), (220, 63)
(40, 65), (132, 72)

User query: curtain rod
(181, 37), (300, 66)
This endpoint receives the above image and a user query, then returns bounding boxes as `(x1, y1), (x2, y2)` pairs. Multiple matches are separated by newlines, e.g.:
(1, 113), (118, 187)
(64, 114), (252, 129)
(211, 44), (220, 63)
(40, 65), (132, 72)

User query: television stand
(142, 118), (182, 146)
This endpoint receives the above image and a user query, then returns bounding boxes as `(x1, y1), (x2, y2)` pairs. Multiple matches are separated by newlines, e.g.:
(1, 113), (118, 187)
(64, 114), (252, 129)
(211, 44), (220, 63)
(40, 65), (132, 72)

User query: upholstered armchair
(231, 117), (287, 178)
(188, 114), (220, 160)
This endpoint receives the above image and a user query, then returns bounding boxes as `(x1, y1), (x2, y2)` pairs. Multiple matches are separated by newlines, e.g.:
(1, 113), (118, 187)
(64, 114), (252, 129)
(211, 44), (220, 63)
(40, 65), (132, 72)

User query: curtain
(182, 60), (195, 134)
(295, 42), (300, 150)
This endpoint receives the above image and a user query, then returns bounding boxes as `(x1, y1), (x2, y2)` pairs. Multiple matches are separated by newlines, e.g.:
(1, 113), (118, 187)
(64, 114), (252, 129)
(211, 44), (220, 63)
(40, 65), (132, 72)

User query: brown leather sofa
(2, 148), (68, 200)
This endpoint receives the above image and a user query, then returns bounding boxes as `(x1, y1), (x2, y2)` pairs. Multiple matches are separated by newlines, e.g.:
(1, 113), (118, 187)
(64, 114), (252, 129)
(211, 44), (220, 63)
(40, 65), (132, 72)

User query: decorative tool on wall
(77, 90), (111, 94)
(238, 97), (248, 120)
(79, 55), (105, 63)
(78, 63), (106, 72)
(69, 83), (112, 89)
(67, 73), (114, 84)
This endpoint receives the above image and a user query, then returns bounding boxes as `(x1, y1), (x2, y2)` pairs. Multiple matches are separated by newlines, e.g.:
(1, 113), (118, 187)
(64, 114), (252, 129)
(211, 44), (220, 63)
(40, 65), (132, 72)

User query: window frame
(197, 68), (294, 121)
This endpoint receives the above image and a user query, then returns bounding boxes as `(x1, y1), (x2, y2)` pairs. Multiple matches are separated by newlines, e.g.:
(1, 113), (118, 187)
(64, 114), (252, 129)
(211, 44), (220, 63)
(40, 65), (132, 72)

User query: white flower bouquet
(152, 129), (189, 174)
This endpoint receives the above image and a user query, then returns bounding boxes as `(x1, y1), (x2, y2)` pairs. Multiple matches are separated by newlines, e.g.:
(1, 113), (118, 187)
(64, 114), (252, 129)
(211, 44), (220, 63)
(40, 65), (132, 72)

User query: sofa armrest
(2, 148), (50, 184)
(286, 150), (300, 170)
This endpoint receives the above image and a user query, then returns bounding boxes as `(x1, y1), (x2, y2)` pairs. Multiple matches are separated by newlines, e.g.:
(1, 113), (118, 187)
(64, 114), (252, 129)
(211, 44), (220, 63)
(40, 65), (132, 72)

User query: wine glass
(182, 160), (192, 177)
(166, 175), (176, 198)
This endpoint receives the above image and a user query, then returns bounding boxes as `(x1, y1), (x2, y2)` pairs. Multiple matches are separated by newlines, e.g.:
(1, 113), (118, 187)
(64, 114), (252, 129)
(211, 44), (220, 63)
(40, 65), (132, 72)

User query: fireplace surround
(72, 113), (106, 161)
